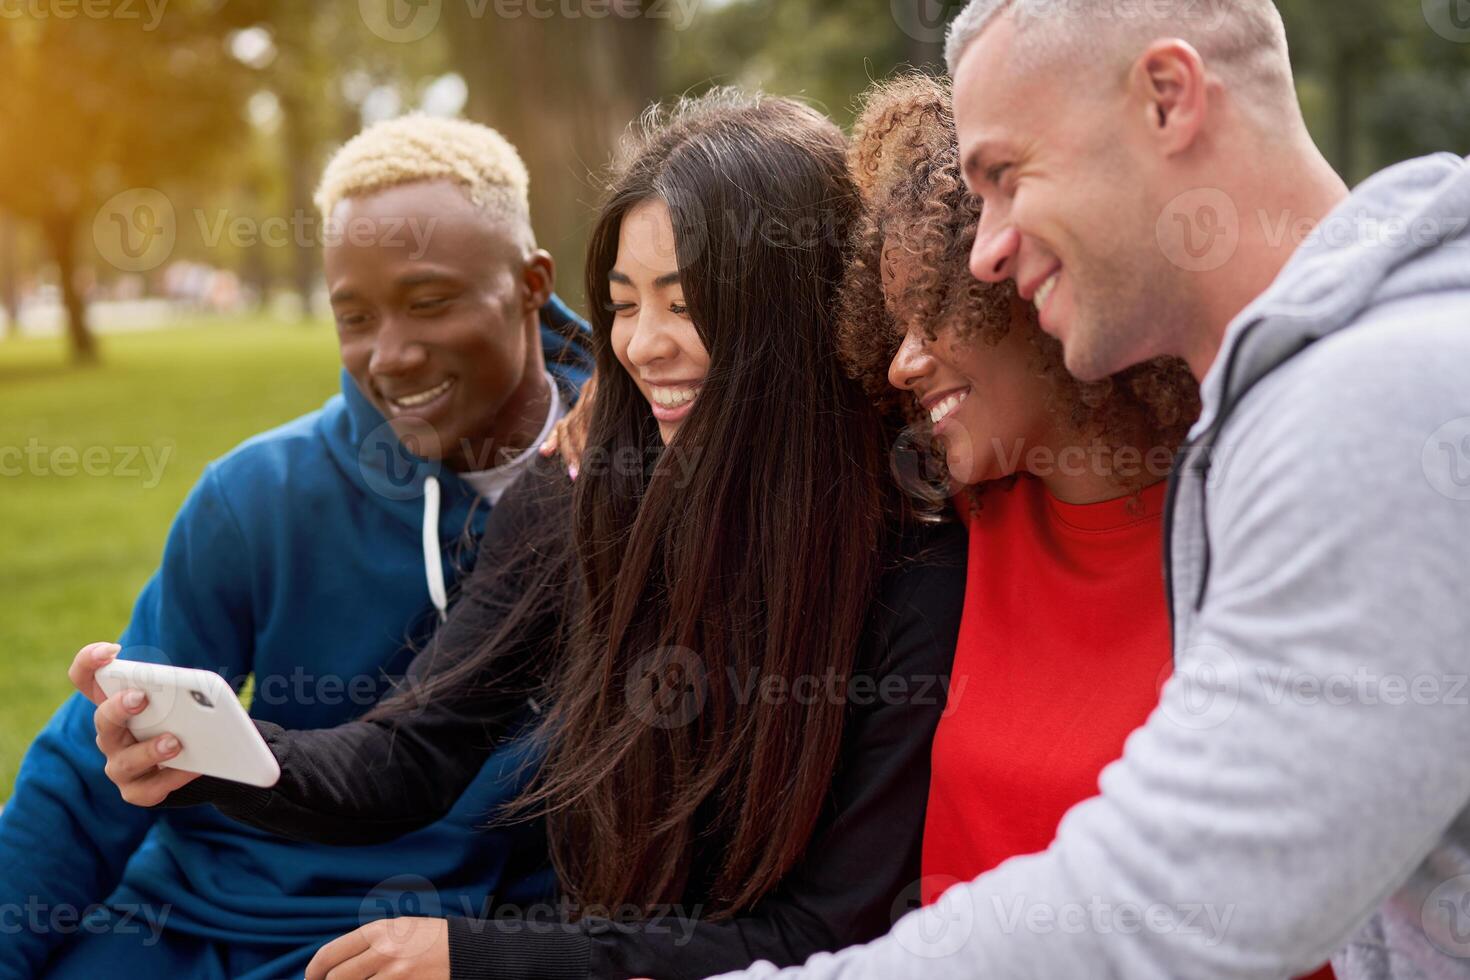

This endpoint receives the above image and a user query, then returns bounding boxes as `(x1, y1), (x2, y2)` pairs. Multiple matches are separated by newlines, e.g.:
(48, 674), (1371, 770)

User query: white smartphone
(95, 661), (281, 788)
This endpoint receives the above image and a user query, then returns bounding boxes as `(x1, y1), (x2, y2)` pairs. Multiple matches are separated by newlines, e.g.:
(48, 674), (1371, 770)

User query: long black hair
(373, 88), (896, 919)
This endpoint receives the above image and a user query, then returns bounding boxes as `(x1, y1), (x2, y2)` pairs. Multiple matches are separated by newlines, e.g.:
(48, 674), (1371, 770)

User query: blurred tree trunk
(1277, 0), (1399, 184)
(1331, 49), (1357, 182)
(281, 92), (319, 322)
(0, 215), (18, 338)
(41, 213), (96, 363)
(267, 2), (326, 324)
(242, 180), (274, 313)
(444, 4), (664, 312)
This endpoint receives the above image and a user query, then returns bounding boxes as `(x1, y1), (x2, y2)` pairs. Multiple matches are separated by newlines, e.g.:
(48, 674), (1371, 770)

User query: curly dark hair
(837, 73), (1200, 496)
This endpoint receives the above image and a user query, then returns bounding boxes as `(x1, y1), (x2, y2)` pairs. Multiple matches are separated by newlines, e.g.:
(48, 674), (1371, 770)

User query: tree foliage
(0, 0), (262, 360)
(0, 0), (1464, 364)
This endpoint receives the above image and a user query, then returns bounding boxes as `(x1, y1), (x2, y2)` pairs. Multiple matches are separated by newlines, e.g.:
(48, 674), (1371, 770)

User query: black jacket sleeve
(152, 461), (573, 846)
(443, 520), (969, 980)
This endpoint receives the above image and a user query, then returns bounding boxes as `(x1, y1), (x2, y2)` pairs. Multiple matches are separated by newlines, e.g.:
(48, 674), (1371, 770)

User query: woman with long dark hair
(75, 89), (966, 980)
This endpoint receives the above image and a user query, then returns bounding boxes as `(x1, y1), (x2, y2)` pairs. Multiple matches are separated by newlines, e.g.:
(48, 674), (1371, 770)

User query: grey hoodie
(717, 153), (1470, 980)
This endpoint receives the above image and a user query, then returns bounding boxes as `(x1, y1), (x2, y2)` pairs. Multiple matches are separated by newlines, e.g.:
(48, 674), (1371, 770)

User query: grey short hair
(945, 0), (1012, 75)
(945, 0), (1293, 108)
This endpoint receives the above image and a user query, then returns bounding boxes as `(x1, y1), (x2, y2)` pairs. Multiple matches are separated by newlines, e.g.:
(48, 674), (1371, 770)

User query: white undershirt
(456, 371), (565, 505)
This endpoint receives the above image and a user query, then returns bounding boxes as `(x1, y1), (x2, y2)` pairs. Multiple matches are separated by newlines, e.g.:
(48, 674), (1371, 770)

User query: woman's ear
(522, 248), (556, 312)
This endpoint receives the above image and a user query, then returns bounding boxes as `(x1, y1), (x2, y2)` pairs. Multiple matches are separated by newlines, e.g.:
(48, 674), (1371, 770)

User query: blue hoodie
(0, 298), (593, 978)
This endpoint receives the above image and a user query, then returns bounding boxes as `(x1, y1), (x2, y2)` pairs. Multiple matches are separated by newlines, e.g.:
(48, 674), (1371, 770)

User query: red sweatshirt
(921, 474), (1333, 980)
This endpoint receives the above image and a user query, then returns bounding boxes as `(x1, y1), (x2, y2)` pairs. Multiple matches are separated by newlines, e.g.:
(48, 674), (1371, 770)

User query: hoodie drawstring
(422, 474), (448, 622)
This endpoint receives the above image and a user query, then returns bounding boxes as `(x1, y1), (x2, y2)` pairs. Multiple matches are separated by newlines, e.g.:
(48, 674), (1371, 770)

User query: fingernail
(158, 735), (179, 754)
(123, 690), (145, 710)
(93, 643), (120, 662)
(538, 442), (552, 456)
(568, 464), (578, 481)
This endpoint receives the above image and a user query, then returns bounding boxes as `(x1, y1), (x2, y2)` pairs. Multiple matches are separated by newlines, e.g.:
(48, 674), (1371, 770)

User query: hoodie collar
(328, 366), (488, 539)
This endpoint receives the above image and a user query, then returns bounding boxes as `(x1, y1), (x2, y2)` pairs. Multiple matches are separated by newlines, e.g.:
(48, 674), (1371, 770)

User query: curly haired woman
(840, 73), (1335, 980)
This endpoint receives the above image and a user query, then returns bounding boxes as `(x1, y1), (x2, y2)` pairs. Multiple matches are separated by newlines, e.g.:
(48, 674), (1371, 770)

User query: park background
(2, 0), (1469, 795)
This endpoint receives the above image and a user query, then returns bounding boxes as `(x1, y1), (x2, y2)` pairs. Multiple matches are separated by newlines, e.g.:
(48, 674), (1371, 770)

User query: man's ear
(521, 249), (556, 312)
(1130, 38), (1209, 157)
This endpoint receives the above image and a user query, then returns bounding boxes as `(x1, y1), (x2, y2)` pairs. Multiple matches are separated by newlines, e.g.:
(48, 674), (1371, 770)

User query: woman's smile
(645, 381), (703, 422)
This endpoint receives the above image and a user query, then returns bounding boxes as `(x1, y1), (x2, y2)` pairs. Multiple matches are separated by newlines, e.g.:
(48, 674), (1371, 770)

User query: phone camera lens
(190, 690), (215, 708)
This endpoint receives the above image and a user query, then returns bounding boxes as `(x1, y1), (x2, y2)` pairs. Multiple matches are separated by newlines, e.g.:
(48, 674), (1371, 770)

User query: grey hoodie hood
(1197, 151), (1470, 438)
(1166, 152), (1470, 626)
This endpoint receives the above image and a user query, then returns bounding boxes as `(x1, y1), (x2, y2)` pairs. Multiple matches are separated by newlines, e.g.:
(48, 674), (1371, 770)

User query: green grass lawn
(0, 316), (343, 796)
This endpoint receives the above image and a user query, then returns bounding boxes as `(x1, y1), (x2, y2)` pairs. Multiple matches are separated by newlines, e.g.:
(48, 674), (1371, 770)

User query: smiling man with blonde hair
(716, 2), (1470, 979)
(0, 114), (592, 979)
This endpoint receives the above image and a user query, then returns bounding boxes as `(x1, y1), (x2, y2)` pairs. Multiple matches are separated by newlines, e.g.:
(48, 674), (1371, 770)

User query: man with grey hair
(713, 1), (1470, 978)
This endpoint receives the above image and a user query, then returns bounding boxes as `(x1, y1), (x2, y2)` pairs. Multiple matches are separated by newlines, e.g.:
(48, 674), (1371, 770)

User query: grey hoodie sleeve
(712, 308), (1470, 980)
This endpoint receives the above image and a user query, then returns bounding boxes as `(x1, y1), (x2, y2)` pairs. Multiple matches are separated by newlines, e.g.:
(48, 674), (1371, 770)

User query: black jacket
(159, 460), (967, 980)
